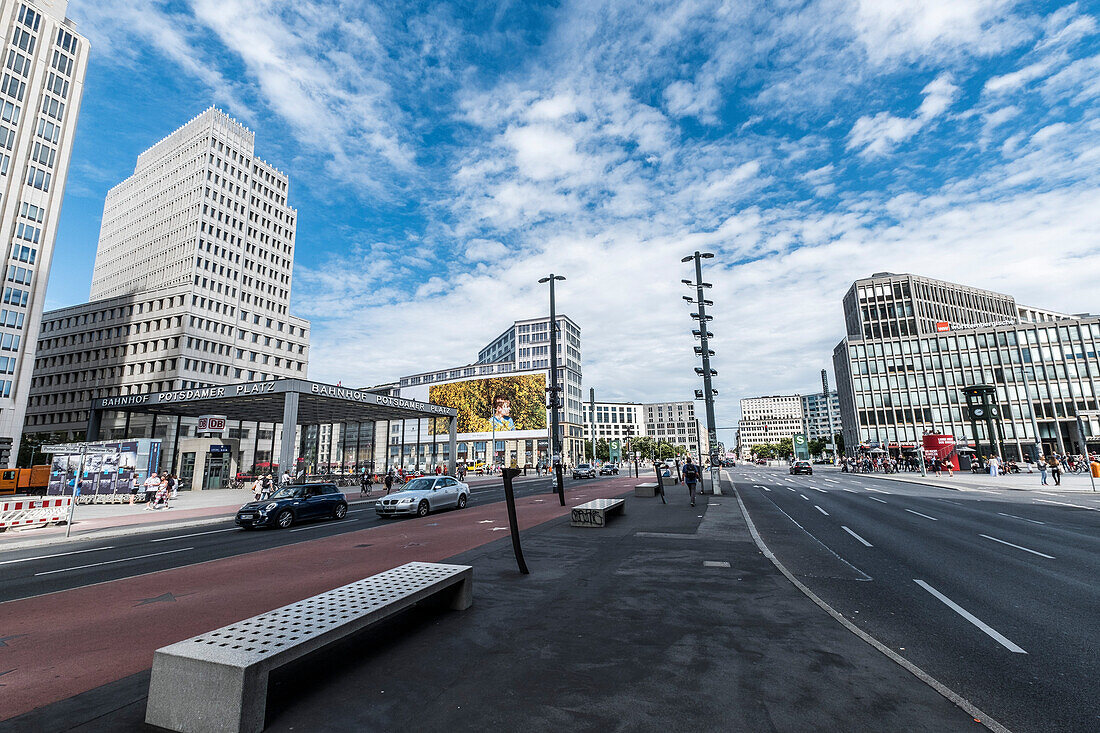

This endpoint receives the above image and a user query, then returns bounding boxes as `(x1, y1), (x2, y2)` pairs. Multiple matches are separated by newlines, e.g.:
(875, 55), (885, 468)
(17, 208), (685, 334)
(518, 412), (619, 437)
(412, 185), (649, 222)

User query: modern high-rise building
(643, 400), (707, 460)
(0, 0), (88, 465)
(583, 400), (645, 449)
(22, 109), (310, 485)
(737, 394), (805, 458)
(801, 390), (839, 441)
(832, 272), (1099, 459)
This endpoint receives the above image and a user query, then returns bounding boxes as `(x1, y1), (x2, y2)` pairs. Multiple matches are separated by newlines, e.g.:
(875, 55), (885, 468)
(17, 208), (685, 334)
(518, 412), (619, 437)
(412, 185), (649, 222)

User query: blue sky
(52, 0), (1100, 435)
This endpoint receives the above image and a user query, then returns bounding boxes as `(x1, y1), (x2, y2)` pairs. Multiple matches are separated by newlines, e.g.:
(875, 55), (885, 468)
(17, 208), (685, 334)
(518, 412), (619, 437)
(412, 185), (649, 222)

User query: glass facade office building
(833, 273), (1099, 459)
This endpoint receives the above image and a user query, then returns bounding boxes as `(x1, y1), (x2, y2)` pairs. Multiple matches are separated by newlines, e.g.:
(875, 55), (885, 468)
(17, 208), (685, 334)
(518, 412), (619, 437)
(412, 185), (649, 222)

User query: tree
(776, 437), (793, 458)
(834, 432), (845, 454)
(808, 437), (827, 457)
(656, 441), (678, 460)
(584, 438), (611, 461)
(630, 436), (655, 460)
(751, 443), (777, 459)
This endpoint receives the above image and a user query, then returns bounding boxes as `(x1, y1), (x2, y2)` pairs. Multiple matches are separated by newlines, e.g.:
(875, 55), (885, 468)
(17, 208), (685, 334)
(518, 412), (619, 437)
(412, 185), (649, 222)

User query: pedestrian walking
(384, 470), (395, 494)
(253, 475), (264, 501)
(260, 474), (274, 500)
(281, 470), (292, 487)
(682, 458), (700, 507)
(1038, 461), (1048, 485)
(1046, 455), (1061, 486)
(359, 471), (373, 497)
(143, 472), (160, 509)
(154, 475), (169, 509)
(988, 455), (1000, 478)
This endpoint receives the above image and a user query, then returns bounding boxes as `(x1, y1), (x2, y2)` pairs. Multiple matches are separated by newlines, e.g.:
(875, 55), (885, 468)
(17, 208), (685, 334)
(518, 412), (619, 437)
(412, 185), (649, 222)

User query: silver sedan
(375, 476), (470, 518)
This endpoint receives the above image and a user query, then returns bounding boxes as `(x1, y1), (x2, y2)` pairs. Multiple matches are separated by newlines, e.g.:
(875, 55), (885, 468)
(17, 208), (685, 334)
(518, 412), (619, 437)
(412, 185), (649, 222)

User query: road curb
(731, 481), (1012, 733)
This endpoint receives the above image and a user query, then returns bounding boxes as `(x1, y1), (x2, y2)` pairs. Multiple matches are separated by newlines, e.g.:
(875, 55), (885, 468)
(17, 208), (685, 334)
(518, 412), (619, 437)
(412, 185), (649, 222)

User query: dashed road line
(814, 505), (829, 516)
(979, 534), (1054, 559)
(867, 496), (888, 504)
(914, 579), (1026, 654)
(841, 526), (873, 547)
(34, 547), (194, 576)
(905, 509), (938, 521)
(996, 512), (1045, 525)
(0, 545), (117, 565)
(800, 494), (810, 501)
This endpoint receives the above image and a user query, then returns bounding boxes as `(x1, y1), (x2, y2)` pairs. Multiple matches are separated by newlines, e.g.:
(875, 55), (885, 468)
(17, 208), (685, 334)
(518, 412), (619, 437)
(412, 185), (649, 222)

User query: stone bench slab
(571, 497), (626, 528)
(145, 561), (472, 733)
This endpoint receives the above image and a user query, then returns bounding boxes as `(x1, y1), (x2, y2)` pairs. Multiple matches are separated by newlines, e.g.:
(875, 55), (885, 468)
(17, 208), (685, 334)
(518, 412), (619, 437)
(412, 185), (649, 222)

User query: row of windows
(7, 265), (32, 285)
(26, 165), (50, 190)
(12, 244), (36, 264)
(0, 308), (25, 329)
(3, 287), (27, 307)
(0, 355), (16, 374)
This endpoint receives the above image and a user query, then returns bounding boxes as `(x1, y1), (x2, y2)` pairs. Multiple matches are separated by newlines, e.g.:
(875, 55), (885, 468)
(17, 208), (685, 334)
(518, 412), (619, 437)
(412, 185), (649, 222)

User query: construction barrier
(0, 496), (72, 531)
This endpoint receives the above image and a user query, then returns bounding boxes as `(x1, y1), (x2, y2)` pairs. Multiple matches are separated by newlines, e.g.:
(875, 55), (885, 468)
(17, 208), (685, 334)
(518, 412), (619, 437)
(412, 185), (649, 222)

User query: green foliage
(808, 437), (828, 456)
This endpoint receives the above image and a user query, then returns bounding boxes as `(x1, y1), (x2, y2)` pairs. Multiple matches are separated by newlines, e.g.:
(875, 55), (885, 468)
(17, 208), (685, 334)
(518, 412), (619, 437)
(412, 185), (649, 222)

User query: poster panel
(423, 373), (548, 436)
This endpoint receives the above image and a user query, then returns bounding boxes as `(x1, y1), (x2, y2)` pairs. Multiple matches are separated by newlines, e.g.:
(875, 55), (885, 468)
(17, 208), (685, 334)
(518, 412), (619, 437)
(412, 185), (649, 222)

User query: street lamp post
(682, 252), (720, 494)
(539, 274), (567, 506)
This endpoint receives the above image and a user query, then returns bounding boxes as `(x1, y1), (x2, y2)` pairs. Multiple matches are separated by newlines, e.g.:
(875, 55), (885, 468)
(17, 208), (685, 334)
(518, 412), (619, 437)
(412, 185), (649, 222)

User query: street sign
(42, 443), (114, 454)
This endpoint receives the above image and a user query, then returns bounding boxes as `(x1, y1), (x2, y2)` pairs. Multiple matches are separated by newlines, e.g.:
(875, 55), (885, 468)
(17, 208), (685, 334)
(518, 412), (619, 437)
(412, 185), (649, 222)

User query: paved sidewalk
(4, 480), (980, 732)
(830, 466), (1099, 493)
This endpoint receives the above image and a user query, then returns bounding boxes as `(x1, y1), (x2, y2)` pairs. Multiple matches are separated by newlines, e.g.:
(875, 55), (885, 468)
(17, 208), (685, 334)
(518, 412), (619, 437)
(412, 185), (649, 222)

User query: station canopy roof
(89, 379), (457, 425)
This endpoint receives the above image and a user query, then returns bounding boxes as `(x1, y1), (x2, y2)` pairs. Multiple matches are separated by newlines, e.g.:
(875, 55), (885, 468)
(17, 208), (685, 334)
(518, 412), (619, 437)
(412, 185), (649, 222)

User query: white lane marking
(787, 487), (797, 492)
(809, 487), (827, 493)
(996, 512), (1045, 525)
(867, 496), (888, 504)
(905, 509), (938, 521)
(914, 579), (1027, 654)
(703, 560), (731, 568)
(150, 528), (236, 542)
(841, 526), (873, 547)
(1035, 498), (1099, 512)
(800, 494), (810, 501)
(866, 487), (891, 494)
(765, 501), (872, 580)
(290, 519), (357, 533)
(936, 499), (963, 506)
(822, 478), (839, 483)
(35, 547), (193, 576)
(979, 534), (1054, 559)
(841, 488), (857, 493)
(0, 545), (116, 566)
(754, 485), (771, 491)
(815, 505), (829, 516)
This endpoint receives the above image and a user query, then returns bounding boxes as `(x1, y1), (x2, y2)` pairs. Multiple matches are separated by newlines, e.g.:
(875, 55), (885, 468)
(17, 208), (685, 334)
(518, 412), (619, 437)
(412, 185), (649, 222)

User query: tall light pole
(539, 274), (567, 506)
(682, 251), (719, 493)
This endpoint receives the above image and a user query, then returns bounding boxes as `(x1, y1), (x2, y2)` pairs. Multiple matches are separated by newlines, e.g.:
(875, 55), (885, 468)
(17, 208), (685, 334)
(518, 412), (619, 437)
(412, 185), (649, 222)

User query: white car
(375, 476), (470, 518)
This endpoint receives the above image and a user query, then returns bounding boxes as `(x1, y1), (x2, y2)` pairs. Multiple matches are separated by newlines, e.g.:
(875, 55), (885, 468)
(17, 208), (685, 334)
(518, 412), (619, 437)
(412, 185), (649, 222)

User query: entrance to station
(204, 451), (231, 490)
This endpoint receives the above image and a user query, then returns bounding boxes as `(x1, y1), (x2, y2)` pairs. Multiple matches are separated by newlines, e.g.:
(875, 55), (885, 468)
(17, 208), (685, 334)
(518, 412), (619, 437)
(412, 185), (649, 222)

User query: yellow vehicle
(465, 461), (486, 474)
(0, 465), (51, 496)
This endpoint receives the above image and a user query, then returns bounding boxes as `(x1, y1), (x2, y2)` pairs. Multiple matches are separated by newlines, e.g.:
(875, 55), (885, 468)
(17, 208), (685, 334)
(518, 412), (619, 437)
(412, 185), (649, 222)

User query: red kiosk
(923, 434), (959, 471)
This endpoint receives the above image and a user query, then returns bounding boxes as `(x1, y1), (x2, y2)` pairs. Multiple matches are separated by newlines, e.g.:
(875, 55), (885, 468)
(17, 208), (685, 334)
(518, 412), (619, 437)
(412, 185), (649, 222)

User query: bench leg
(146, 651), (269, 733)
(448, 574), (474, 611)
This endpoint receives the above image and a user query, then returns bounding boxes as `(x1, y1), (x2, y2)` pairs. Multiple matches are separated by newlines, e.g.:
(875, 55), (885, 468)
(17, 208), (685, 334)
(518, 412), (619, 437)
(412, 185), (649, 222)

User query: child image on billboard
(429, 374), (546, 434)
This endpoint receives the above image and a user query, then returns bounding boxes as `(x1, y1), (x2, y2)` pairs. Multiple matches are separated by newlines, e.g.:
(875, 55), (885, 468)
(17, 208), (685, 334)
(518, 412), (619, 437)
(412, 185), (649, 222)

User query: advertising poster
(423, 373), (547, 436)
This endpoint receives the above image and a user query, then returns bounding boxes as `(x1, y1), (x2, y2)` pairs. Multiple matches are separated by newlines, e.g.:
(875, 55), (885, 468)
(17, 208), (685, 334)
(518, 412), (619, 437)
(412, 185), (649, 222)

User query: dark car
(572, 463), (597, 479)
(235, 483), (348, 529)
(599, 463), (619, 475)
(789, 461), (813, 475)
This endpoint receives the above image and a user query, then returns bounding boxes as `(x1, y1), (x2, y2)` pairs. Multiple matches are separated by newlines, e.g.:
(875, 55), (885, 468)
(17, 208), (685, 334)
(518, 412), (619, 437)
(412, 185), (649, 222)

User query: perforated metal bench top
(573, 498), (625, 510)
(162, 562), (470, 666)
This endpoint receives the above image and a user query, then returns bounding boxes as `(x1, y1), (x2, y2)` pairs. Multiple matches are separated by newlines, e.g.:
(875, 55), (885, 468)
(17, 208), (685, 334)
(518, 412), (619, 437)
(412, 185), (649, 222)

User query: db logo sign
(935, 321), (950, 333)
(196, 416), (227, 432)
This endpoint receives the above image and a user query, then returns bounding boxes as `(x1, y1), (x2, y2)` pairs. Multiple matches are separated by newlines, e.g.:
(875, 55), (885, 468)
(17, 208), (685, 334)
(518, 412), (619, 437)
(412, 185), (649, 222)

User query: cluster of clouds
(67, 0), (1100, 430)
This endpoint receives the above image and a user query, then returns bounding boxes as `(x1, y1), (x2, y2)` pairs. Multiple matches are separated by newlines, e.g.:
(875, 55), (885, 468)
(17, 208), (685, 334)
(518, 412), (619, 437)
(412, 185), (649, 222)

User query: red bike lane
(0, 479), (633, 721)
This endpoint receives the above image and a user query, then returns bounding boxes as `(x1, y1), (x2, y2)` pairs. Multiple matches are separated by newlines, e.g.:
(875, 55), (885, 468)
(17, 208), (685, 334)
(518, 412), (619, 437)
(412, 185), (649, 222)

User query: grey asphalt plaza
(5, 476), (982, 733)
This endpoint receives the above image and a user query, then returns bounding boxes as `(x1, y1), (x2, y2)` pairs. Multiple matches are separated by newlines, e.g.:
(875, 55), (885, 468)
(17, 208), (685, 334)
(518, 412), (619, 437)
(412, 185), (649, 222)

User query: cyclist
(360, 471), (373, 497)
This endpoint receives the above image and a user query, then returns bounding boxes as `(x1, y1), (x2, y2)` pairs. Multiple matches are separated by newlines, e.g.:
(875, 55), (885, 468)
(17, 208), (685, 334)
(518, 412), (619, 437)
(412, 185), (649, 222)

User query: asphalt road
(732, 465), (1100, 733)
(0, 472), (624, 604)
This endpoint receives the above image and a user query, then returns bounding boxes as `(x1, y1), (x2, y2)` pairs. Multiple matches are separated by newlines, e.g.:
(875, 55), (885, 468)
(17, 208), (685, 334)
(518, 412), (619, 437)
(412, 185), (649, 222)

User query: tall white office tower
(24, 109), (310, 483)
(0, 0), (88, 466)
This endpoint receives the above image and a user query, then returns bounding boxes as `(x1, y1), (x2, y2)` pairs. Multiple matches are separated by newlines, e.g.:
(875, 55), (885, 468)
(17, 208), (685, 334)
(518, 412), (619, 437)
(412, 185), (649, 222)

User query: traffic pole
(65, 445), (85, 539)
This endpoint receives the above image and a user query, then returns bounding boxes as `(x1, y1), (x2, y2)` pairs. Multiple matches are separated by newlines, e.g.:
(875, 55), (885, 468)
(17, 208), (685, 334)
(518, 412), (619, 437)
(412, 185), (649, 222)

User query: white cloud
(847, 73), (958, 156)
(463, 239), (509, 261)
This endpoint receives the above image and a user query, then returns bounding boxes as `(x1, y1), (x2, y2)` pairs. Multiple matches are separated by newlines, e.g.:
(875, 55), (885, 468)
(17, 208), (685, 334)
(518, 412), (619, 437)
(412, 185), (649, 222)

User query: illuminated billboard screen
(424, 373), (547, 435)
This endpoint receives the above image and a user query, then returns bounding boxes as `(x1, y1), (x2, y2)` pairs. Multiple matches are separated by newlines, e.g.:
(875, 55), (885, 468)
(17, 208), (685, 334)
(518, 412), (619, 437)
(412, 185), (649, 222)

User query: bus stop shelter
(87, 379), (459, 479)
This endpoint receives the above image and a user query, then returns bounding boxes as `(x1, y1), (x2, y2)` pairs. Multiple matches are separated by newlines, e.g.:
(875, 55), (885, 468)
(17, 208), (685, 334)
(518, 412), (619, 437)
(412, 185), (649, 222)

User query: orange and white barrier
(0, 496), (72, 530)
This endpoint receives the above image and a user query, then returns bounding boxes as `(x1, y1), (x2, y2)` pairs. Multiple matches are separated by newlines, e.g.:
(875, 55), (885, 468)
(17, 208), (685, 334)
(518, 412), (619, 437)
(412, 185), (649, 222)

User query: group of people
(252, 470), (292, 501)
(137, 472), (179, 510)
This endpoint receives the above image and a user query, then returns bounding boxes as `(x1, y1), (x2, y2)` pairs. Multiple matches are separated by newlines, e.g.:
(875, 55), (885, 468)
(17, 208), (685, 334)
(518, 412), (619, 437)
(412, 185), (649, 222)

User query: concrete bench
(634, 482), (660, 497)
(145, 561), (473, 733)
(571, 497), (626, 528)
